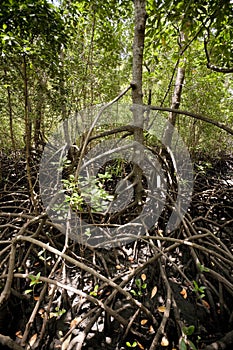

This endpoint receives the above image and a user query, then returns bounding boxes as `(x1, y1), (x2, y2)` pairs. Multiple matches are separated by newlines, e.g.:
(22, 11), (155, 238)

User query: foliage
(179, 325), (197, 350)
(62, 173), (114, 213)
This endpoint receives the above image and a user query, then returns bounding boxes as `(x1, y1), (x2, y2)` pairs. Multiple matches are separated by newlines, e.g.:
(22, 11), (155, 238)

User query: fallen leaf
(140, 319), (148, 325)
(161, 335), (169, 346)
(38, 308), (45, 315)
(62, 334), (72, 350)
(180, 288), (187, 299)
(141, 273), (146, 281)
(15, 331), (23, 339)
(158, 305), (166, 313)
(151, 286), (158, 299)
(202, 299), (210, 309)
(137, 341), (145, 349)
(29, 334), (37, 347)
(149, 325), (155, 334)
(70, 317), (80, 328)
(116, 265), (121, 270)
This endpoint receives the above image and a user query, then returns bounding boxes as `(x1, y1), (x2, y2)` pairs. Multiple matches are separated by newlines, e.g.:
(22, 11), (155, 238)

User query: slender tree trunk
(34, 77), (45, 149)
(131, 0), (147, 204)
(4, 67), (16, 151)
(59, 49), (70, 146)
(163, 32), (186, 147)
(23, 55), (37, 210)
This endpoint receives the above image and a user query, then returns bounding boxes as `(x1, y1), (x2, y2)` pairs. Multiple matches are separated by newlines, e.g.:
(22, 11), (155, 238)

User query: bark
(131, 0), (147, 204)
(163, 32), (186, 147)
(4, 67), (16, 151)
(23, 55), (37, 210)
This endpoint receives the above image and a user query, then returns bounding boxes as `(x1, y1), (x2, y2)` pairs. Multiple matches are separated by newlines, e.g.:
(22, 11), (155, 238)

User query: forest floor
(0, 151), (233, 350)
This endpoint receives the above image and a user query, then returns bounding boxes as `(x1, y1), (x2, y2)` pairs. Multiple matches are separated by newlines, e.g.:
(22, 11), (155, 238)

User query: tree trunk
(4, 67), (16, 151)
(23, 55), (37, 210)
(163, 32), (186, 147)
(131, 0), (147, 204)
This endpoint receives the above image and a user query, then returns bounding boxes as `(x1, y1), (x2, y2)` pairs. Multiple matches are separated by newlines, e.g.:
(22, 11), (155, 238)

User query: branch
(204, 36), (233, 73)
(147, 105), (233, 135)
(88, 125), (135, 142)
(203, 329), (233, 350)
(75, 85), (132, 178)
(0, 334), (25, 350)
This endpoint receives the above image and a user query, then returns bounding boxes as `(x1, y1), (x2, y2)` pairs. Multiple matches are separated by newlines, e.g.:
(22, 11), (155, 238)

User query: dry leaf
(70, 317), (80, 328)
(158, 306), (166, 313)
(141, 273), (146, 281)
(116, 265), (122, 270)
(140, 319), (148, 325)
(137, 341), (145, 349)
(180, 288), (187, 299)
(62, 334), (72, 350)
(149, 325), (155, 334)
(15, 331), (23, 339)
(158, 229), (163, 236)
(202, 299), (210, 309)
(151, 286), (158, 299)
(161, 335), (169, 346)
(29, 334), (37, 347)
(38, 308), (45, 315)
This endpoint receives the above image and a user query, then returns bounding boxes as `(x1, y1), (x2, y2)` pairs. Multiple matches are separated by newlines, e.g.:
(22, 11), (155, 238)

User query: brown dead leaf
(161, 335), (169, 346)
(141, 273), (146, 281)
(149, 325), (155, 334)
(180, 288), (187, 299)
(158, 305), (166, 313)
(15, 331), (23, 339)
(62, 334), (72, 350)
(151, 286), (158, 299)
(202, 299), (210, 309)
(137, 341), (145, 349)
(70, 317), (80, 328)
(158, 229), (163, 236)
(140, 319), (148, 325)
(29, 334), (37, 347)
(38, 308), (45, 315)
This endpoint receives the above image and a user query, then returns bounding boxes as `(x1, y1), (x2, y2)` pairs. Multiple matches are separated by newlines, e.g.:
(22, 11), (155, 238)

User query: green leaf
(130, 290), (137, 296)
(182, 325), (195, 336)
(135, 278), (141, 289)
(24, 289), (33, 294)
(179, 338), (187, 350)
(188, 340), (198, 350)
(198, 264), (209, 273)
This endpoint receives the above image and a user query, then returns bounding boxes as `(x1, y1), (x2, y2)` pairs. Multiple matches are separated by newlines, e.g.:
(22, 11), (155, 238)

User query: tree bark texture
(131, 0), (147, 203)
